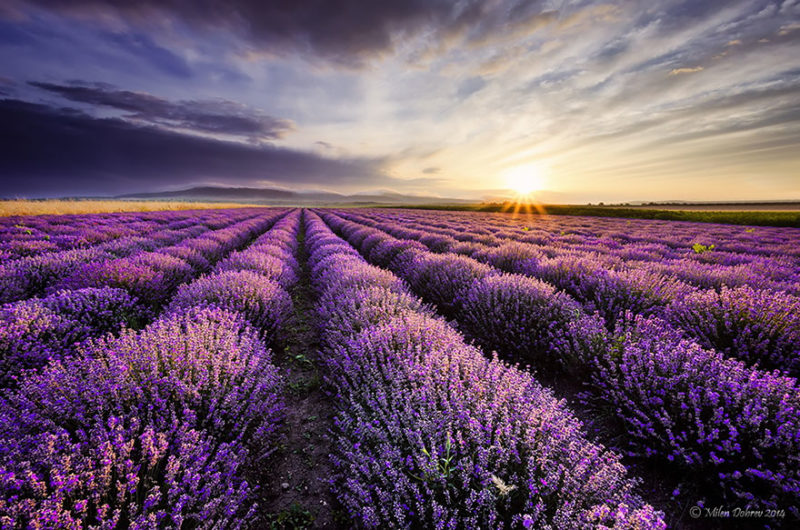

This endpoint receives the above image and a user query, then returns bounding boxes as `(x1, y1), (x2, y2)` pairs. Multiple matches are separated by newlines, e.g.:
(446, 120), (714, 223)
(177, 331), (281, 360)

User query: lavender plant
(404, 253), (497, 317)
(0, 306), (284, 526)
(664, 285), (800, 376)
(319, 209), (800, 520)
(168, 270), (292, 348)
(0, 287), (147, 386)
(588, 314), (800, 515)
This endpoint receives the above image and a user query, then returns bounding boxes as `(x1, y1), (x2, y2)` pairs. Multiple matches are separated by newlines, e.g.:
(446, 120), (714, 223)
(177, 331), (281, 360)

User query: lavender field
(4, 0), (800, 525)
(0, 206), (796, 528)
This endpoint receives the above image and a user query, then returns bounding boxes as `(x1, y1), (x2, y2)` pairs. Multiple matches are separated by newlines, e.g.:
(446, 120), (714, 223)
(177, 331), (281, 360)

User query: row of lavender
(317, 210), (800, 521)
(354, 208), (800, 289)
(0, 209), (262, 264)
(0, 211), (167, 263)
(370, 208), (800, 261)
(304, 210), (665, 528)
(0, 208), (271, 304)
(0, 210), (289, 387)
(336, 209), (800, 377)
(0, 210), (303, 526)
(353, 209), (800, 295)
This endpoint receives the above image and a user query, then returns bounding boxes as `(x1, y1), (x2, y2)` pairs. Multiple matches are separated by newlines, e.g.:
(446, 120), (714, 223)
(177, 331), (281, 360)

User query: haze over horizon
(1, 0), (799, 203)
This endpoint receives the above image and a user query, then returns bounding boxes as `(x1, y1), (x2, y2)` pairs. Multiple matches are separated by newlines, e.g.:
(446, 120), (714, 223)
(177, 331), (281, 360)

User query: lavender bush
(368, 239), (429, 269)
(0, 208), (276, 304)
(524, 258), (688, 328)
(404, 253), (497, 317)
(1, 417), (255, 528)
(0, 247), (112, 303)
(216, 251), (298, 288)
(587, 314), (800, 515)
(455, 273), (606, 370)
(319, 209), (800, 520)
(0, 306), (284, 526)
(50, 258), (173, 307)
(0, 287), (147, 386)
(664, 285), (800, 376)
(168, 271), (292, 348)
(2, 204), (795, 527)
(327, 313), (663, 529)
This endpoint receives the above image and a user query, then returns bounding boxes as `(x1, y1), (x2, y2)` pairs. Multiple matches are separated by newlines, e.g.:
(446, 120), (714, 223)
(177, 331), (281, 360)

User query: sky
(0, 0), (799, 202)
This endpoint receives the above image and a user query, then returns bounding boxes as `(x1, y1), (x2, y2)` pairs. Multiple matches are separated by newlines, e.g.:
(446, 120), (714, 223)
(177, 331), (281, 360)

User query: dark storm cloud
(0, 78), (13, 96)
(30, 81), (295, 141)
(14, 0), (552, 66)
(17, 0), (448, 65)
(0, 98), (385, 197)
(5, 1), (797, 72)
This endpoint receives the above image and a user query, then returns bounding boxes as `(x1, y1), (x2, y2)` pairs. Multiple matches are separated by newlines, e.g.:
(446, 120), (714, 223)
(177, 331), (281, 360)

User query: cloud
(0, 98), (388, 197)
(104, 32), (193, 79)
(30, 81), (294, 141)
(2, 0), (799, 203)
(778, 22), (800, 36)
(456, 76), (487, 99)
(635, 102), (800, 149)
(12, 0), (452, 66)
(0, 77), (13, 96)
(11, 0), (562, 67)
(422, 166), (441, 174)
(669, 66), (704, 75)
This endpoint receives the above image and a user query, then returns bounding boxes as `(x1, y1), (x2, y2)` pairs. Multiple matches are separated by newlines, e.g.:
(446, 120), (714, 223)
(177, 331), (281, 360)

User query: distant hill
(115, 186), (474, 206)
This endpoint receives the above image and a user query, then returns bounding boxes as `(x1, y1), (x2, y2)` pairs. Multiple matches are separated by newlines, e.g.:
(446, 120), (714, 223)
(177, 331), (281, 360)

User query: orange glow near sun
(500, 163), (548, 219)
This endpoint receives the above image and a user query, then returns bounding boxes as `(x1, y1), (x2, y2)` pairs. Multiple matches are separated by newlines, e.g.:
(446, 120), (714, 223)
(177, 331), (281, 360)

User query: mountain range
(116, 186), (475, 206)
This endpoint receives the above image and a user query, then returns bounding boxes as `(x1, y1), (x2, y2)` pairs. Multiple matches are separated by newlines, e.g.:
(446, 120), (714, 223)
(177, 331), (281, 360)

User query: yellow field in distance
(0, 200), (258, 217)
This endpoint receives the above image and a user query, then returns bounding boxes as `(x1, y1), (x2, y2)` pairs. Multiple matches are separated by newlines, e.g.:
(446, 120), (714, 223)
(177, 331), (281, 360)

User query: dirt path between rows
(256, 217), (342, 529)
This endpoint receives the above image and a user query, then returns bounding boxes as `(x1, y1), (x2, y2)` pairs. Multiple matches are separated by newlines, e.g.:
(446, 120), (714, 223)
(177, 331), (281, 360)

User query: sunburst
(500, 163), (548, 219)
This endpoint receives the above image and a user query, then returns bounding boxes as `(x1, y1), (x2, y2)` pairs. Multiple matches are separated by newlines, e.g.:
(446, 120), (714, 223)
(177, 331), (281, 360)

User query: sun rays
(500, 162), (549, 219)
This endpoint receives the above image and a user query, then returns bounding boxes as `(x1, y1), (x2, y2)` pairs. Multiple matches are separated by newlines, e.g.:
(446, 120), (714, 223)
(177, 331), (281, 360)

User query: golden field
(0, 200), (256, 217)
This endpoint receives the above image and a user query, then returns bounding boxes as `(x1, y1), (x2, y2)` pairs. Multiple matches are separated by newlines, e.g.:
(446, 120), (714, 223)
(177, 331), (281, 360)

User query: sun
(500, 162), (549, 218)
(503, 163), (546, 197)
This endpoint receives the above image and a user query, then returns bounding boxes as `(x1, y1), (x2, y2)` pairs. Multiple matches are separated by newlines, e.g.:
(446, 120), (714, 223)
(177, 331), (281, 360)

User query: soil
(255, 218), (343, 529)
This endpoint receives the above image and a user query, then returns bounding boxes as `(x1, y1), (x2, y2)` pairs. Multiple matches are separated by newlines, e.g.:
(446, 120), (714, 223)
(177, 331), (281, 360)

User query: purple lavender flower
(304, 210), (664, 529)
(664, 285), (800, 376)
(587, 314), (800, 515)
(0, 306), (283, 526)
(217, 251), (298, 289)
(404, 253), (497, 317)
(168, 271), (292, 347)
(0, 287), (147, 386)
(0, 248), (113, 303)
